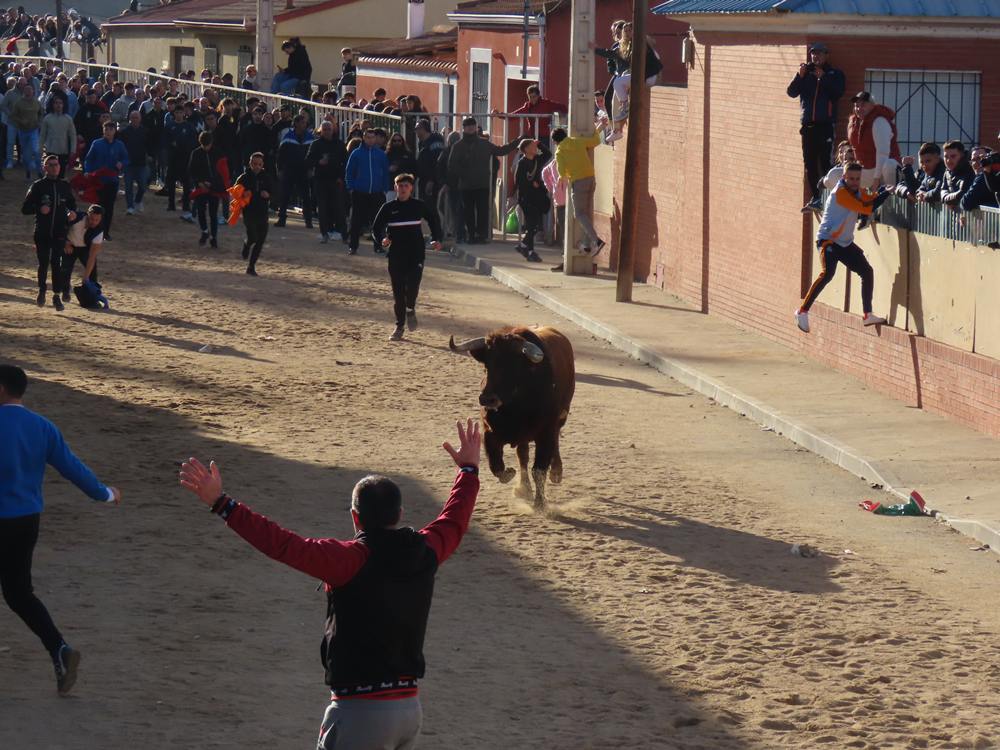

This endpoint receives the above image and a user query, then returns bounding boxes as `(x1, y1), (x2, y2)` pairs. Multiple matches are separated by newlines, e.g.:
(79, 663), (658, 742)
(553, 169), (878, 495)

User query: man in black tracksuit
(22, 154), (77, 311)
(372, 173), (442, 341)
(786, 42), (845, 211)
(234, 152), (272, 275)
(306, 120), (347, 243)
(275, 115), (315, 228)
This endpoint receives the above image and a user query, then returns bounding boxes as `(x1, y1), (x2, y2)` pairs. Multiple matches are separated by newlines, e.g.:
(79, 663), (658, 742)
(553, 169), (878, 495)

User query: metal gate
(865, 69), (981, 156)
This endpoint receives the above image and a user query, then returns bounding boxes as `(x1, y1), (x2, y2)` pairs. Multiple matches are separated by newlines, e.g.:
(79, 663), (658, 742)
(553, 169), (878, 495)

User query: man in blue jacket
(274, 114), (315, 229)
(0, 365), (121, 695)
(83, 121), (129, 240)
(787, 42), (845, 212)
(344, 128), (390, 255)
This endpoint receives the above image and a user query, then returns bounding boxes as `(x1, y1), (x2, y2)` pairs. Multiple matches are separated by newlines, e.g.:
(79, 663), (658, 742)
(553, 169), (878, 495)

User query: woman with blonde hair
(605, 22), (663, 142)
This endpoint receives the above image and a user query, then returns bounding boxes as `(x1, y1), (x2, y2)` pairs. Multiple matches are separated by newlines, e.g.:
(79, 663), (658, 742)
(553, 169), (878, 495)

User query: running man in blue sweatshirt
(0, 365), (121, 695)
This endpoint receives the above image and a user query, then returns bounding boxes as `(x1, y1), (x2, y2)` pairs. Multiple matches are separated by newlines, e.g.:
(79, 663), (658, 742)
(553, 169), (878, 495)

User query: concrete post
(563, 0), (597, 275)
(256, 0), (275, 93)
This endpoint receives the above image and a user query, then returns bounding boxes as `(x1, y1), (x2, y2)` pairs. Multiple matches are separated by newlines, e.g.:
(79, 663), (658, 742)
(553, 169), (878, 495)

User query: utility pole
(256, 0), (275, 93)
(615, 0), (647, 302)
(563, 0), (596, 275)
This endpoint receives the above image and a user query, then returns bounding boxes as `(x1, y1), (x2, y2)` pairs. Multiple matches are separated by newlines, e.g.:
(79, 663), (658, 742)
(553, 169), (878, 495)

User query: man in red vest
(847, 91), (901, 190)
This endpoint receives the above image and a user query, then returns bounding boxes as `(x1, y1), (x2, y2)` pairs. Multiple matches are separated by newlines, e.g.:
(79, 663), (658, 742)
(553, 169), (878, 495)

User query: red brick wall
(353, 71), (444, 112)
(612, 30), (1000, 437)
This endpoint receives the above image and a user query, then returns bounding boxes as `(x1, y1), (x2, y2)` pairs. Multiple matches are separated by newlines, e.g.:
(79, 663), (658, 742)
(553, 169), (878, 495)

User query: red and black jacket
(221, 470), (479, 696)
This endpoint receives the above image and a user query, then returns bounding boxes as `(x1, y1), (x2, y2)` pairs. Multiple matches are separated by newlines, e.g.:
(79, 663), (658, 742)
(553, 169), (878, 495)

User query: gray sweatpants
(570, 177), (601, 248)
(317, 696), (422, 750)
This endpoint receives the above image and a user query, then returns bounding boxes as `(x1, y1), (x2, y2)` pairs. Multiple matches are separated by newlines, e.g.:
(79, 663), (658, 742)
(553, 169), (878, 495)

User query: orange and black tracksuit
(800, 181), (884, 314)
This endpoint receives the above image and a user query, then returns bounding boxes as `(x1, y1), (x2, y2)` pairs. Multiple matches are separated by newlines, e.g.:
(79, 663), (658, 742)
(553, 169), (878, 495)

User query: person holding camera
(178, 418), (481, 749)
(787, 42), (845, 212)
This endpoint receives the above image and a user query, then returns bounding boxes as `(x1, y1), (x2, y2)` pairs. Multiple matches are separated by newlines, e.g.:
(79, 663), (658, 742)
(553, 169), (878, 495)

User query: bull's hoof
(513, 481), (532, 500)
(532, 495), (546, 511)
(497, 467), (516, 484)
(549, 467), (563, 484)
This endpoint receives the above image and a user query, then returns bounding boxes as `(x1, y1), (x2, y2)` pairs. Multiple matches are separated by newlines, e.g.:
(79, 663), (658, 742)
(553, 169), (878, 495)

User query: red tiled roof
(356, 29), (456, 58)
(453, 0), (562, 14)
(104, 0), (345, 27)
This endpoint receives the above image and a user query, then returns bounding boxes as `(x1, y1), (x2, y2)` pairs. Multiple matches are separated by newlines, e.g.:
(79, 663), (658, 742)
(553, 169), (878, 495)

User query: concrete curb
(450, 245), (1000, 554)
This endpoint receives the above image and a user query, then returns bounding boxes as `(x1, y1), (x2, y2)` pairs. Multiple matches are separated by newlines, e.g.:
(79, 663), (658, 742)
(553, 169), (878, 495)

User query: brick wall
(609, 30), (1000, 437)
(354, 71), (444, 112)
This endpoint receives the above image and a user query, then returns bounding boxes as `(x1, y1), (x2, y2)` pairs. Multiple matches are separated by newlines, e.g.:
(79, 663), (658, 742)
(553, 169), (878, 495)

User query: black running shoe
(52, 295), (64, 312)
(53, 645), (81, 695)
(406, 309), (418, 331)
(348, 247), (357, 255)
(273, 220), (286, 228)
(246, 266), (258, 276)
(61, 289), (70, 302)
(36, 289), (46, 306)
(241, 243), (250, 259)
(199, 232), (209, 246)
(210, 238), (218, 249)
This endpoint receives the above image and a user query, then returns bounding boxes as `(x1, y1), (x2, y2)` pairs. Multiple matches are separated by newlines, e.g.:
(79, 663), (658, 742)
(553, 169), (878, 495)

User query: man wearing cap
(847, 91), (901, 191)
(787, 43), (845, 212)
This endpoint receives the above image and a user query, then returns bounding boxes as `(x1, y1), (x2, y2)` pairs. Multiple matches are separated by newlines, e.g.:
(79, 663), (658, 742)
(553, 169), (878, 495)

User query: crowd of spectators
(0, 7), (103, 58)
(787, 42), (1000, 216)
(5, 55), (600, 295)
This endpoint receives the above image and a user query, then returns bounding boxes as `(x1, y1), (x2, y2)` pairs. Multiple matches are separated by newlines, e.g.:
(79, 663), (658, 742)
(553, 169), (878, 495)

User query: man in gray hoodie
(40, 97), (76, 178)
(108, 82), (136, 126)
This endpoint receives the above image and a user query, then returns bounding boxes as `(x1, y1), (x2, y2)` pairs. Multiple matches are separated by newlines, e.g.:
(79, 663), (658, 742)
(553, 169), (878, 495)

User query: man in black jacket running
(234, 152), (272, 276)
(372, 173), (442, 341)
(22, 154), (78, 310)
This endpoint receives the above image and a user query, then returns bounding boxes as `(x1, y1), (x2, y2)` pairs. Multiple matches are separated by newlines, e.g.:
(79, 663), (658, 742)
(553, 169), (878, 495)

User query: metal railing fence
(877, 192), (1000, 246)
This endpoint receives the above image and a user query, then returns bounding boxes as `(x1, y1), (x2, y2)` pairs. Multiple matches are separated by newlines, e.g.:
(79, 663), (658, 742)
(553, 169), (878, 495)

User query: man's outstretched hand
(443, 418), (481, 469)
(179, 457), (224, 506)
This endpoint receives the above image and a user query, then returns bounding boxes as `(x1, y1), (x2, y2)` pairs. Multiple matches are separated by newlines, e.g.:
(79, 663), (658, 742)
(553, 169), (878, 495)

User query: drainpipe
(538, 10), (546, 96)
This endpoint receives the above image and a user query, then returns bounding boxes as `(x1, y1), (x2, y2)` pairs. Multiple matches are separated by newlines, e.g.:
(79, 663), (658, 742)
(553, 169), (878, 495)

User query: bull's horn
(449, 335), (487, 354)
(521, 341), (544, 363)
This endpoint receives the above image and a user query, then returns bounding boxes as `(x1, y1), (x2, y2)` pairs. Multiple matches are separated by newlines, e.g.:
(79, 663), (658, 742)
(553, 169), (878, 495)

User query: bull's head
(450, 333), (545, 411)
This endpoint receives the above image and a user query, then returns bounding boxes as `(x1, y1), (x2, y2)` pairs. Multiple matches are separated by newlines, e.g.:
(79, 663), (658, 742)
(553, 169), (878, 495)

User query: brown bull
(449, 326), (575, 508)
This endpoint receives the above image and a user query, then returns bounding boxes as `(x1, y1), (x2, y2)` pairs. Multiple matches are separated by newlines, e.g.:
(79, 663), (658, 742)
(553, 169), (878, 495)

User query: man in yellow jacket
(552, 125), (606, 255)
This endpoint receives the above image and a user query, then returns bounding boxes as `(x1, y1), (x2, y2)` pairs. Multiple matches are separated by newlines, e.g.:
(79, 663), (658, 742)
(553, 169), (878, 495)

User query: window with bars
(864, 69), (981, 156)
(204, 46), (219, 74)
(237, 46), (253, 77)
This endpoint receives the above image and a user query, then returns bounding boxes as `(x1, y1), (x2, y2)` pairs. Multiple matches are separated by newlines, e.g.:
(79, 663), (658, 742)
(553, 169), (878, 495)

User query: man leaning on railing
(961, 152), (1000, 212)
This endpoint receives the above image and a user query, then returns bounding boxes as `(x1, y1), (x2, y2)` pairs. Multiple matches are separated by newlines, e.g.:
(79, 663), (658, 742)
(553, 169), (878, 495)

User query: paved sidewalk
(449, 239), (1000, 552)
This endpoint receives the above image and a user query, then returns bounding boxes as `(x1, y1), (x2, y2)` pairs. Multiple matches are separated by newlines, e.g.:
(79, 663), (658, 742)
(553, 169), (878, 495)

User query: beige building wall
(108, 27), (253, 76)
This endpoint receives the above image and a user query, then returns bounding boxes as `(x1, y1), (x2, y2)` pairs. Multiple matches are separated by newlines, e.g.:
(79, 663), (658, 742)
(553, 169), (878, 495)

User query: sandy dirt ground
(2, 181), (1000, 750)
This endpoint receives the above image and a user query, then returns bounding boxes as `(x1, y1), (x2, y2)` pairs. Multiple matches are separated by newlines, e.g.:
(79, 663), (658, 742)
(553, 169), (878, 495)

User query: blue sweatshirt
(345, 143), (390, 194)
(0, 404), (111, 518)
(84, 136), (129, 184)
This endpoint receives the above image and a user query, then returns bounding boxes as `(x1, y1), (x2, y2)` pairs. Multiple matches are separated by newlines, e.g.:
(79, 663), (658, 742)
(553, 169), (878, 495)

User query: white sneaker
(126, 207), (136, 215)
(863, 313), (887, 327)
(795, 310), (810, 333)
(180, 212), (194, 222)
(319, 233), (329, 244)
